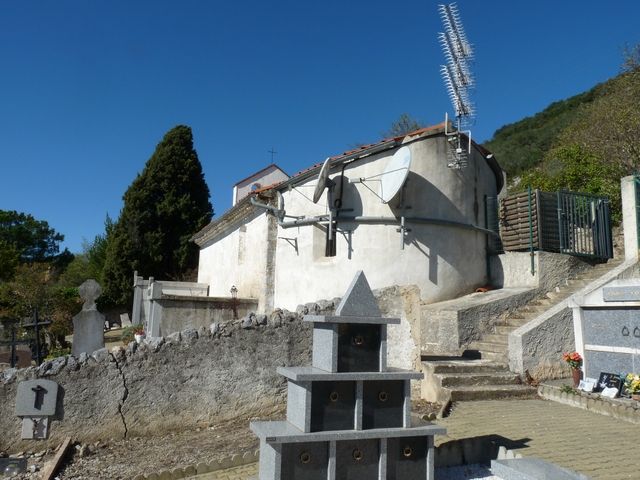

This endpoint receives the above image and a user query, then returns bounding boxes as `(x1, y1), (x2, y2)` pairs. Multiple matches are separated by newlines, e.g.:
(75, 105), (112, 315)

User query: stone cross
(31, 385), (47, 410)
(79, 279), (102, 310)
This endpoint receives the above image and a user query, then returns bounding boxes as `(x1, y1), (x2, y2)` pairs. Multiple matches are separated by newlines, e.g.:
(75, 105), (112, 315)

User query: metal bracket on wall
(278, 237), (298, 255)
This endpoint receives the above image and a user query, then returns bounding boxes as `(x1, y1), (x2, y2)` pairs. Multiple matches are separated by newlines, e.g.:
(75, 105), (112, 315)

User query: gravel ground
(3, 400), (441, 479)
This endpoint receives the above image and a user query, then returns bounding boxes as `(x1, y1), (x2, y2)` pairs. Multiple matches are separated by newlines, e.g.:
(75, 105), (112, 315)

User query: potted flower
(624, 373), (640, 401)
(562, 351), (583, 387)
(134, 326), (146, 344)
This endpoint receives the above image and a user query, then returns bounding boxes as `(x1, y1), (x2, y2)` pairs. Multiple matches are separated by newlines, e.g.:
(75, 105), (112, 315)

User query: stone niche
(570, 278), (640, 378)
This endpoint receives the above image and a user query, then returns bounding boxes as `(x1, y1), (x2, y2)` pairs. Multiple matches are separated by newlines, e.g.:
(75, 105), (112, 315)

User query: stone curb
(538, 383), (640, 424)
(131, 449), (260, 480)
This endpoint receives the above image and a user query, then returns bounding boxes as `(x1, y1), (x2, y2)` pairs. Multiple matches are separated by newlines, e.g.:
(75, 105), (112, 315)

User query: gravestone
(251, 271), (445, 480)
(15, 379), (59, 439)
(570, 278), (640, 379)
(120, 313), (132, 327)
(72, 279), (105, 357)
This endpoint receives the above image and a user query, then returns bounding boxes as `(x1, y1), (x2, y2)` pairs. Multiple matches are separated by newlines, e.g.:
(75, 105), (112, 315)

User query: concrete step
(440, 372), (520, 387)
(468, 341), (508, 353)
(481, 334), (508, 345)
(423, 359), (508, 375)
(449, 384), (537, 402)
(494, 325), (516, 336)
(476, 350), (508, 362)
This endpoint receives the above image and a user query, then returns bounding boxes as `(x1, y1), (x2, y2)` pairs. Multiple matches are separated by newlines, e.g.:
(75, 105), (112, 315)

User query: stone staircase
(422, 257), (623, 406)
(466, 258), (623, 362)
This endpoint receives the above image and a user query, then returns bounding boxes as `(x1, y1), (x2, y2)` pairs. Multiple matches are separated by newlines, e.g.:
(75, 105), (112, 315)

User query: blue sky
(1, 1), (639, 253)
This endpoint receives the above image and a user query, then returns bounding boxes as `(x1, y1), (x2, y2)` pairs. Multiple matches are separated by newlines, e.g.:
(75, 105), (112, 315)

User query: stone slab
(491, 458), (590, 480)
(304, 314), (400, 325)
(250, 420), (445, 444)
(277, 366), (423, 381)
(15, 379), (59, 417)
(603, 285), (640, 302)
(21, 416), (49, 439)
(582, 308), (640, 350)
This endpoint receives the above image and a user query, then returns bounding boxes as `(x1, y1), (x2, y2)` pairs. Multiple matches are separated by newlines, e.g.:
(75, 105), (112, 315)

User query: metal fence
(499, 189), (612, 261)
(557, 190), (613, 259)
(635, 176), (640, 248)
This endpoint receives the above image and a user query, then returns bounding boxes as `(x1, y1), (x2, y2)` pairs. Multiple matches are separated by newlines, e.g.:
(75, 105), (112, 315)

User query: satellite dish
(277, 191), (284, 212)
(379, 146), (411, 203)
(313, 157), (332, 203)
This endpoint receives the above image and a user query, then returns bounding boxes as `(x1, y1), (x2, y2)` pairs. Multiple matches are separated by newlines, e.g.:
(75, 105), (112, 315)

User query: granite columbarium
(251, 271), (445, 480)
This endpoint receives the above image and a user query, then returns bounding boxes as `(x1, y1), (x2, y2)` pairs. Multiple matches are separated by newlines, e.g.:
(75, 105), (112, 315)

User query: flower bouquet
(562, 351), (582, 387)
(624, 373), (640, 400)
(562, 351), (582, 369)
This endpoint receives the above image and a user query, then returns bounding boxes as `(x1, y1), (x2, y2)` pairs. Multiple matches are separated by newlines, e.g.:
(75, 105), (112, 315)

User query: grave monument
(72, 279), (105, 357)
(251, 271), (445, 479)
(15, 379), (59, 439)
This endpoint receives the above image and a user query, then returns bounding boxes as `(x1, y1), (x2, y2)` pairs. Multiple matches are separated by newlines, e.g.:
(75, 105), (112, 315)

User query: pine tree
(102, 125), (213, 305)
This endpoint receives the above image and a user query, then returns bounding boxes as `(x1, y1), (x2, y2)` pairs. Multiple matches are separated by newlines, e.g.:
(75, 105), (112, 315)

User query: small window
(251, 183), (261, 192)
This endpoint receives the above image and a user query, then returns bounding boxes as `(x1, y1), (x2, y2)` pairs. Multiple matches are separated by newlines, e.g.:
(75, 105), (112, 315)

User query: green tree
(0, 210), (72, 280)
(58, 215), (115, 289)
(102, 125), (213, 305)
(521, 144), (625, 220)
(556, 68), (640, 172)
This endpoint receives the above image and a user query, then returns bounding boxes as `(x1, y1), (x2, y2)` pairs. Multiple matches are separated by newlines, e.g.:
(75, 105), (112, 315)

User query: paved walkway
(187, 399), (639, 479)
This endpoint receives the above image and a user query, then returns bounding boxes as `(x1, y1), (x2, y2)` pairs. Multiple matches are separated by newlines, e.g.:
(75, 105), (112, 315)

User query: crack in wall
(110, 353), (129, 438)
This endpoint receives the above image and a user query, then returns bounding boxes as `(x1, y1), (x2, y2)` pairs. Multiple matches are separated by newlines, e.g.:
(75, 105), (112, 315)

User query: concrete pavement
(187, 398), (639, 479)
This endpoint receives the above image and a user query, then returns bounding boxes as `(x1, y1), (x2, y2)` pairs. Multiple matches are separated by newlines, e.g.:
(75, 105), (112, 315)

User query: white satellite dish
(379, 146), (411, 203)
(313, 157), (332, 203)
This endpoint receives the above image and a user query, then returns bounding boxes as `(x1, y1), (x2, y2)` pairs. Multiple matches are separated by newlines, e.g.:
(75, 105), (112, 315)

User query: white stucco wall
(197, 210), (269, 303)
(197, 133), (500, 311)
(271, 134), (497, 309)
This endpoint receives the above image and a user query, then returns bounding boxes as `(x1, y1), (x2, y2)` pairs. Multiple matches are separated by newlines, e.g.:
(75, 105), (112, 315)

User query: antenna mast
(438, 2), (475, 169)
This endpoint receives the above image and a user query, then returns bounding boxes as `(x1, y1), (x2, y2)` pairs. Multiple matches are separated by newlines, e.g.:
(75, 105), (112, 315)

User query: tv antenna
(438, 2), (475, 169)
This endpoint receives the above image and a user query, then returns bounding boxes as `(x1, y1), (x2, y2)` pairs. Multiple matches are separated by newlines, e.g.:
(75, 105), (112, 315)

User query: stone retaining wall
(1, 285), (421, 452)
(0, 310), (313, 451)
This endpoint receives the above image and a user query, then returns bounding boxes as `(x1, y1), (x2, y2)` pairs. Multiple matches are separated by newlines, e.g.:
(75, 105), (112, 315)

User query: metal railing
(635, 176), (640, 249)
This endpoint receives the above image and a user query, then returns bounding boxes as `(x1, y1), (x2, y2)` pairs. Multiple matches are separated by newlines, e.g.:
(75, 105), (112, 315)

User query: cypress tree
(103, 125), (213, 305)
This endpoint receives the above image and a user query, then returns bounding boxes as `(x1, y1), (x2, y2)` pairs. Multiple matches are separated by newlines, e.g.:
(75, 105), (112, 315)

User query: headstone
(120, 313), (132, 327)
(15, 379), (59, 440)
(251, 271), (445, 479)
(72, 279), (105, 357)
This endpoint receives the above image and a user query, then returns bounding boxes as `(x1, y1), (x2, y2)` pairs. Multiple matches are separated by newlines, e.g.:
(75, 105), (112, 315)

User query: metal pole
(557, 191), (564, 252)
(528, 186), (535, 275)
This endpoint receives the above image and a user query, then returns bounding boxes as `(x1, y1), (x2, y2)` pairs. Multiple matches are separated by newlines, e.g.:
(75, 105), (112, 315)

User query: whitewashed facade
(194, 124), (503, 311)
